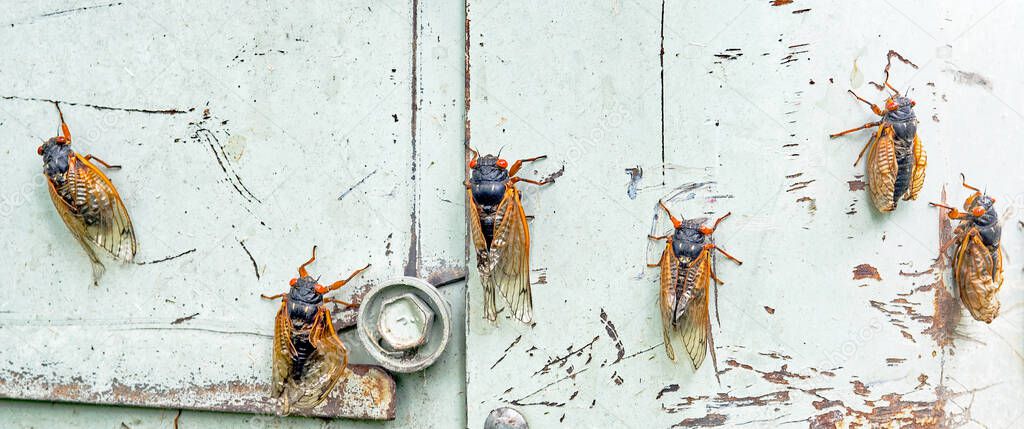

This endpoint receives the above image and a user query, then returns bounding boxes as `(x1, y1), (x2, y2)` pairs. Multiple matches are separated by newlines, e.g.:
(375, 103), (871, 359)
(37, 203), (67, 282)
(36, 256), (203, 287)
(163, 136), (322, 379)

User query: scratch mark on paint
(338, 169), (378, 201)
(238, 239), (260, 280)
(135, 249), (197, 265)
(534, 337), (599, 376)
(1, 95), (188, 115)
(170, 313), (200, 325)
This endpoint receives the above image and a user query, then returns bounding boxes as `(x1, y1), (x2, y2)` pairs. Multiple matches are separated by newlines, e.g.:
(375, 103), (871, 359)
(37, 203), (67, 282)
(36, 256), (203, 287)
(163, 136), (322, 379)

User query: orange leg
(649, 234), (670, 241)
(853, 132), (879, 167)
(510, 177), (551, 186)
(324, 297), (358, 308)
(709, 266), (725, 285)
(508, 155), (547, 177)
(960, 173), (982, 193)
(847, 90), (885, 116)
(646, 262), (661, 268)
(82, 154), (122, 170)
(929, 203), (969, 220)
(54, 102), (72, 142)
(322, 263), (371, 293)
(261, 293), (286, 300)
(658, 200), (682, 229)
(830, 121), (882, 139)
(710, 212), (731, 230)
(705, 243), (743, 265)
(298, 246), (317, 277)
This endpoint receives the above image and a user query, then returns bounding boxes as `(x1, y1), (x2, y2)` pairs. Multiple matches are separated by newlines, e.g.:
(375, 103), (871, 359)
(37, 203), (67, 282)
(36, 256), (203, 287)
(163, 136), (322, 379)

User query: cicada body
(648, 201), (742, 379)
(261, 246), (369, 414)
(38, 104), (136, 284)
(466, 148), (552, 323)
(932, 177), (1003, 323)
(831, 51), (926, 212)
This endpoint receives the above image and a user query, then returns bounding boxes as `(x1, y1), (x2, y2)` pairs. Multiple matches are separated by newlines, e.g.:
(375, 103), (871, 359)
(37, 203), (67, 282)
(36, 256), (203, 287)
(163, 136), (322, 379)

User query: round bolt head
(484, 407), (528, 429)
(376, 293), (434, 352)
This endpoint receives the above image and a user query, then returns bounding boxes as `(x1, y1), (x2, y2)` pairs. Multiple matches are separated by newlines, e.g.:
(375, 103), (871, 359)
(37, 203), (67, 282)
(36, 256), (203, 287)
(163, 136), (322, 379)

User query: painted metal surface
(465, 1), (1023, 428)
(0, 0), (467, 426)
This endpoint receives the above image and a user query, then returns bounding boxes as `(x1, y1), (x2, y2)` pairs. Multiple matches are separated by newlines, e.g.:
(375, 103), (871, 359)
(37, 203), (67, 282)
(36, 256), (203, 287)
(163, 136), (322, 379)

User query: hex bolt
(376, 293), (434, 352)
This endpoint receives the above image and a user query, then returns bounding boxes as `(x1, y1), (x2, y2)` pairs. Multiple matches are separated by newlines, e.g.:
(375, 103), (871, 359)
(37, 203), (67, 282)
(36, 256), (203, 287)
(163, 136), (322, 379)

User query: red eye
(971, 207), (986, 217)
(289, 278), (297, 286)
(496, 159), (508, 168)
(37, 146), (44, 156)
(469, 159), (477, 168)
(314, 284), (328, 294)
(909, 100), (916, 107)
(885, 100), (898, 111)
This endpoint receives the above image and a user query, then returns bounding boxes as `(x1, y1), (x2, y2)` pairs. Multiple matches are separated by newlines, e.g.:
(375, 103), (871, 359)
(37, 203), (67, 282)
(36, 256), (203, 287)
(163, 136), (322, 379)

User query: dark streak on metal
(406, 0), (421, 279)
(1, 95), (187, 115)
(534, 337), (599, 376)
(540, 165), (565, 183)
(507, 368), (589, 407)
(711, 391), (790, 408)
(656, 384), (679, 400)
(39, 2), (124, 18)
(659, 0), (666, 185)
(170, 313), (199, 325)
(135, 249), (197, 265)
(599, 308), (626, 364)
(847, 179), (867, 191)
(490, 335), (522, 370)
(337, 169), (378, 201)
(238, 239), (259, 280)
(194, 128), (260, 204)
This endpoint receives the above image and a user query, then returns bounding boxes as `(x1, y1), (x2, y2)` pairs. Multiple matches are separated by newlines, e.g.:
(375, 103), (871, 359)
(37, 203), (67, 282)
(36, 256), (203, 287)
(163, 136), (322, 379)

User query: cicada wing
(954, 230), (1002, 323)
(678, 252), (713, 371)
(867, 125), (899, 212)
(489, 187), (533, 323)
(289, 307), (348, 411)
(47, 179), (106, 281)
(467, 189), (498, 320)
(270, 299), (294, 399)
(905, 134), (926, 201)
(658, 241), (680, 361)
(49, 154), (137, 262)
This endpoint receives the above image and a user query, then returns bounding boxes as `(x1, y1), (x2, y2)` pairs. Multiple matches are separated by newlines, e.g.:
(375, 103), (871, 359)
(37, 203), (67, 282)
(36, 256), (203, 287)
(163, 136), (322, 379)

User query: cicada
(647, 201), (742, 379)
(260, 246), (370, 413)
(466, 148), (552, 323)
(38, 103), (136, 284)
(830, 50), (926, 212)
(931, 176), (1003, 323)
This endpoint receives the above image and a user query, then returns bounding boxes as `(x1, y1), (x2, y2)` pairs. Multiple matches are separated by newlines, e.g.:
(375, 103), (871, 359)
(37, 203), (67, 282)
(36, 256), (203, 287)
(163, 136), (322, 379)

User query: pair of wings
(46, 153), (137, 267)
(657, 242), (717, 376)
(866, 124), (927, 212)
(468, 187), (533, 323)
(953, 227), (1004, 323)
(271, 300), (349, 413)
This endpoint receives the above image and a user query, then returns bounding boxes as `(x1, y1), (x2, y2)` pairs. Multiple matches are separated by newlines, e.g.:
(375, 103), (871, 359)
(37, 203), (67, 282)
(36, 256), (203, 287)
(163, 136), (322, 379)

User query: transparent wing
(467, 189), (498, 320)
(49, 154), (136, 261)
(489, 187), (533, 323)
(678, 251), (713, 371)
(658, 241), (680, 361)
(954, 230), (1002, 323)
(867, 125), (898, 212)
(270, 299), (294, 398)
(906, 134), (926, 200)
(289, 306), (348, 410)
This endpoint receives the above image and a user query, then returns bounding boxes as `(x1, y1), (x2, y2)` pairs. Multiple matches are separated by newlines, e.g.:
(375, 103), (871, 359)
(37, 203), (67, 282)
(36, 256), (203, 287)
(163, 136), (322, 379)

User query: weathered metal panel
(0, 0), (466, 425)
(465, 1), (1023, 428)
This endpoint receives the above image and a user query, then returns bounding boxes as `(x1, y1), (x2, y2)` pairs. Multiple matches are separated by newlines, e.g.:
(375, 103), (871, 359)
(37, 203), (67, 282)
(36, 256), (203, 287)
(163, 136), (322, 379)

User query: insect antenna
(496, 144), (507, 158)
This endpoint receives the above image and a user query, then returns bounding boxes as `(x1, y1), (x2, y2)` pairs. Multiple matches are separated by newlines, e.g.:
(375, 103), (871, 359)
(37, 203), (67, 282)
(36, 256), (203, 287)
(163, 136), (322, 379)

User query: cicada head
(288, 276), (324, 304)
(672, 217), (710, 261)
(469, 153), (509, 179)
(885, 95), (916, 117)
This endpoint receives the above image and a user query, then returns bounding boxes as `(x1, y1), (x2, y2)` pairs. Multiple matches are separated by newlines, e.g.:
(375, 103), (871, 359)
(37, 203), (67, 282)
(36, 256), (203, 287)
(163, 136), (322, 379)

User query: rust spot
(771, 0), (794, 5)
(923, 186), (961, 348)
(760, 364), (810, 385)
(763, 306), (775, 314)
(725, 359), (753, 371)
(809, 410), (844, 428)
(853, 263), (882, 281)
(713, 390), (790, 407)
(847, 179), (867, 191)
(852, 380), (871, 396)
(672, 413), (727, 427)
(758, 351), (791, 360)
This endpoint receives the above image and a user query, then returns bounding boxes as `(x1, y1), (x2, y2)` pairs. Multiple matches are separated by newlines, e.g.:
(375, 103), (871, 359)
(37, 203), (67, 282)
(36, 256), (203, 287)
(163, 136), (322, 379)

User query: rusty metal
(0, 365), (396, 419)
